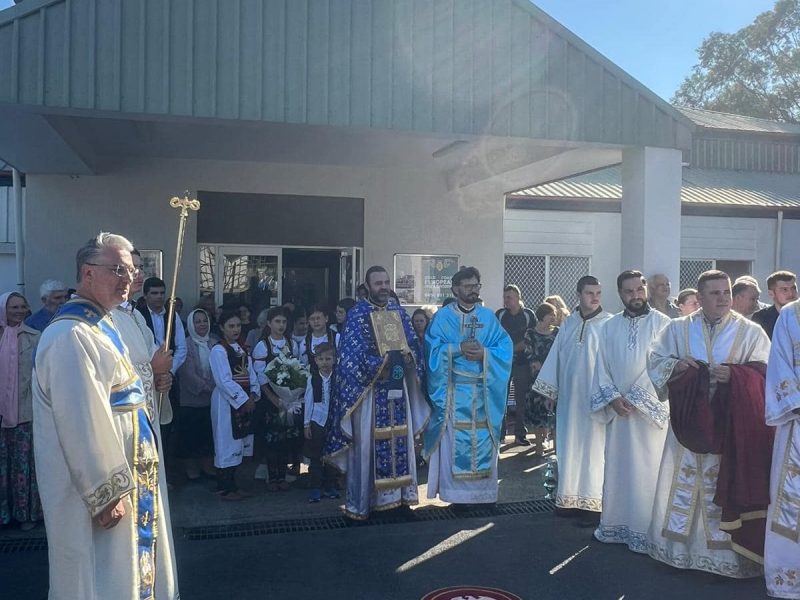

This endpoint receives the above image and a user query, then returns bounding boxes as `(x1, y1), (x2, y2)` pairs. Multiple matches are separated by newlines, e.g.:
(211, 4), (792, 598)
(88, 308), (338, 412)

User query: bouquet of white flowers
(264, 349), (310, 413)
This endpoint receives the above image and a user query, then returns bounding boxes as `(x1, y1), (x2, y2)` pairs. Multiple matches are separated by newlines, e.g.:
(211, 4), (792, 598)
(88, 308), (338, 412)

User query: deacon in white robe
(533, 276), (612, 516)
(590, 271), (671, 553)
(764, 300), (800, 599)
(647, 272), (771, 578)
(33, 234), (178, 600)
(112, 304), (161, 420)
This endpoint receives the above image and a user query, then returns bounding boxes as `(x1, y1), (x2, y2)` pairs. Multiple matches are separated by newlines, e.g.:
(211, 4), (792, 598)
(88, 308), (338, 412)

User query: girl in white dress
(209, 310), (260, 501)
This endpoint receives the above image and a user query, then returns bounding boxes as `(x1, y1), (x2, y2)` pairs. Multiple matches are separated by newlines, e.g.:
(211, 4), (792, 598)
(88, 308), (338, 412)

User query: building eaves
(677, 106), (800, 136)
(0, 0), (692, 152)
(509, 164), (800, 209)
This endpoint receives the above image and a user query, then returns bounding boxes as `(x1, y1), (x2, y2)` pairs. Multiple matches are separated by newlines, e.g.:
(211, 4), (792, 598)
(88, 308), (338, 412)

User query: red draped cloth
(668, 362), (774, 562)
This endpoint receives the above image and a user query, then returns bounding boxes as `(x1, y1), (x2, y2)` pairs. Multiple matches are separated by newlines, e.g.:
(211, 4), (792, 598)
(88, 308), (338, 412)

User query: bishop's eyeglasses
(86, 263), (140, 279)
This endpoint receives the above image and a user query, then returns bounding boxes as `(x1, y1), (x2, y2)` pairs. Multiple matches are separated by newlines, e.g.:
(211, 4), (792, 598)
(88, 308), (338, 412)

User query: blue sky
(534, 0), (777, 100)
(0, 0), (778, 101)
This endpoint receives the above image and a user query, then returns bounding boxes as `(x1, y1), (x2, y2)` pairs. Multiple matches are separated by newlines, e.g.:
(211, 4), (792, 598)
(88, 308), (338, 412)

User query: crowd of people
(527, 268), (800, 600)
(3, 230), (800, 599)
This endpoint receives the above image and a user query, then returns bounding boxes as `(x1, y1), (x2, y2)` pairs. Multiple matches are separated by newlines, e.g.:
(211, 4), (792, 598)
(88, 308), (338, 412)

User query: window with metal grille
(504, 255), (591, 308)
(679, 260), (714, 291)
(679, 259), (752, 291)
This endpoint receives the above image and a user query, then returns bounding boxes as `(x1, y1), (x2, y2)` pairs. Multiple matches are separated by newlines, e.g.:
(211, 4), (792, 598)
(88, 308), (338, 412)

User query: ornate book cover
(369, 310), (412, 356)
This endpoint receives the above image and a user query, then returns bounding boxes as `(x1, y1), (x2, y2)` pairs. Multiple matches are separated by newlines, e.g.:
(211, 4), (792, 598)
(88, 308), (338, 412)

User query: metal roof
(510, 165), (800, 209)
(678, 106), (800, 136)
(0, 0), (692, 150)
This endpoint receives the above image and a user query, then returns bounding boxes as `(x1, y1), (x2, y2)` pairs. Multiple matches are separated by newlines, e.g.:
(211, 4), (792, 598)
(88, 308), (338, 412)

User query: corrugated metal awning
(678, 106), (800, 136)
(509, 165), (800, 209)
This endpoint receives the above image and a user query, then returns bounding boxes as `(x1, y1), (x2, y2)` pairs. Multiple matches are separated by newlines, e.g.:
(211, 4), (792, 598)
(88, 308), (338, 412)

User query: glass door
(215, 245), (282, 314)
(339, 247), (363, 299)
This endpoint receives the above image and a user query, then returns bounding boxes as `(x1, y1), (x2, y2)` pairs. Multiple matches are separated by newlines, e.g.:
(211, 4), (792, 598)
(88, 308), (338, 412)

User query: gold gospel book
(370, 310), (412, 356)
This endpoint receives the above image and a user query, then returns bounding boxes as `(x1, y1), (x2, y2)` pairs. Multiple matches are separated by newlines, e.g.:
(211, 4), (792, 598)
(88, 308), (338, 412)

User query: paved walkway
(168, 437), (552, 528)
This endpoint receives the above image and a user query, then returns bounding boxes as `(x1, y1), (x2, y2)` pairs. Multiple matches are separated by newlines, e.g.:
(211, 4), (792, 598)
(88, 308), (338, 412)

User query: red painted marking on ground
(421, 586), (523, 600)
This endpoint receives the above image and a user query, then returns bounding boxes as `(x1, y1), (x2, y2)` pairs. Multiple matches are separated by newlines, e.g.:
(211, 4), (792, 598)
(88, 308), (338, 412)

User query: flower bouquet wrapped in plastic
(264, 350), (310, 417)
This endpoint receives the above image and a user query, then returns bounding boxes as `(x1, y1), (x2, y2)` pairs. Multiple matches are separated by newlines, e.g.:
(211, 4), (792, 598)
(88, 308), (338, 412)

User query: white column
(621, 146), (682, 288)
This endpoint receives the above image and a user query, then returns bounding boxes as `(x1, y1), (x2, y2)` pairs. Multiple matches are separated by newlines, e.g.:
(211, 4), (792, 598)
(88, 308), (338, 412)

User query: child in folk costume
(290, 307), (308, 357)
(332, 298), (355, 333)
(299, 304), (340, 367)
(292, 304), (339, 477)
(252, 307), (298, 491)
(303, 343), (340, 503)
(209, 310), (260, 501)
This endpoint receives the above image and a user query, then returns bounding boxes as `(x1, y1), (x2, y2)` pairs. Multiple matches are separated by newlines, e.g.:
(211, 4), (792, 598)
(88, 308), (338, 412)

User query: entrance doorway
(199, 244), (362, 314)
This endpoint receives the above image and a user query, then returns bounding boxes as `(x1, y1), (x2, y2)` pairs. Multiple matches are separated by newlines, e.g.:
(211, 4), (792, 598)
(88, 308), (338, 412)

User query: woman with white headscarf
(0, 291), (42, 530)
(178, 308), (216, 480)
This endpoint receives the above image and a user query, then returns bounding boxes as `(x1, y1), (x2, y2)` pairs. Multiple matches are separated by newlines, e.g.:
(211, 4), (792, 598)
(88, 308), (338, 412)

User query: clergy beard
(457, 293), (481, 306)
(368, 292), (388, 307)
(624, 299), (649, 317)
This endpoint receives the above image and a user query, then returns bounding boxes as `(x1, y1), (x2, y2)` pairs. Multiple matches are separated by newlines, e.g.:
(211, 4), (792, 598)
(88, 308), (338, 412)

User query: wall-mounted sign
(394, 254), (459, 305)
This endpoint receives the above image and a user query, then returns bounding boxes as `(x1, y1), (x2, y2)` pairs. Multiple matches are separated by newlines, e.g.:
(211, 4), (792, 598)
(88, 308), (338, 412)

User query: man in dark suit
(752, 271), (798, 340)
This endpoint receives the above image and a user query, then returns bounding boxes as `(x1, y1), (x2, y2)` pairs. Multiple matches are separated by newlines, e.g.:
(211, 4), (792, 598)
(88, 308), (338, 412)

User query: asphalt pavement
(1, 509), (769, 599)
(0, 435), (773, 599)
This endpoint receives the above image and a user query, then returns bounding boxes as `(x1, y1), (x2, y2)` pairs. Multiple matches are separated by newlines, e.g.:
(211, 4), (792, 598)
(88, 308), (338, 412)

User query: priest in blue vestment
(424, 267), (513, 507)
(324, 266), (429, 520)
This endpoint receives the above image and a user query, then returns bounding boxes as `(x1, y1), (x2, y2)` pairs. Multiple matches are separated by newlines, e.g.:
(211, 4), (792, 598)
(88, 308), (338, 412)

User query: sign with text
(394, 254), (459, 305)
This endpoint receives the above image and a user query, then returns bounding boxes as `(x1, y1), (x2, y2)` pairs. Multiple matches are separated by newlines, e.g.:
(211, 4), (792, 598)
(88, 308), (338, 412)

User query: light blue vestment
(423, 303), (512, 479)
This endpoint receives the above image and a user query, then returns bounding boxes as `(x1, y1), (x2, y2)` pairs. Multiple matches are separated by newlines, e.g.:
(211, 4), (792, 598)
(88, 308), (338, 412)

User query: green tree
(673, 0), (800, 122)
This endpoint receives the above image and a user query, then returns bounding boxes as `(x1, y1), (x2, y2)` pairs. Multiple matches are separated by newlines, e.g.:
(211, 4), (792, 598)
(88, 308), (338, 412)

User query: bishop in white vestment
(591, 272), (671, 552)
(33, 234), (178, 600)
(647, 272), (771, 578)
(765, 300), (800, 599)
(533, 277), (612, 515)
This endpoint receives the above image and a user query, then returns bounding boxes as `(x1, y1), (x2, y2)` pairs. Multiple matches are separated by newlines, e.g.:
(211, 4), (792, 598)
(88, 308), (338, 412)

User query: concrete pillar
(621, 146), (682, 289)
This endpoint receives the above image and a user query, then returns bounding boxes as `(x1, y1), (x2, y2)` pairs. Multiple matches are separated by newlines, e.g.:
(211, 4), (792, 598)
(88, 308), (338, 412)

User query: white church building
(0, 0), (794, 313)
(504, 107), (800, 309)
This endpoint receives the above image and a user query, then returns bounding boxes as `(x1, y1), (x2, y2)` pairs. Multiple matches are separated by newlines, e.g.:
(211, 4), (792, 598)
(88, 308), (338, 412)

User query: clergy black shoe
(515, 436), (532, 446)
(554, 507), (579, 518)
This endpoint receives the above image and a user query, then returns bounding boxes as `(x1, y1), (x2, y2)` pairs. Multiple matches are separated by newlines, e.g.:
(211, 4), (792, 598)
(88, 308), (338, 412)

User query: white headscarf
(0, 292), (23, 428)
(187, 308), (212, 376)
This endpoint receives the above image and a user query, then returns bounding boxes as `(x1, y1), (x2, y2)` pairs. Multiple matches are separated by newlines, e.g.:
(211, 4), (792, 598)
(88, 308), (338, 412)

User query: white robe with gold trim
(591, 309), (671, 552)
(532, 308), (612, 512)
(33, 314), (178, 599)
(646, 310), (770, 578)
(765, 301), (800, 599)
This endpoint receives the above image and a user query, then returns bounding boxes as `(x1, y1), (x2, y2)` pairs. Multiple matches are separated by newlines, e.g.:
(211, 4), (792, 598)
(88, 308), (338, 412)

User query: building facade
(505, 107), (800, 311)
(1, 0), (693, 310)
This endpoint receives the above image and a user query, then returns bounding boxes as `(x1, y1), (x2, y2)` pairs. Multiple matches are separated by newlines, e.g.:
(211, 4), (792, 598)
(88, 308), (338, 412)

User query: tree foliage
(673, 0), (800, 122)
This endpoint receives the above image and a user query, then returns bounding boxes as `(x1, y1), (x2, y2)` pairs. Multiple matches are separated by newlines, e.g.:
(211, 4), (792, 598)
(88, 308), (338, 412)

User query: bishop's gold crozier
(160, 191), (201, 422)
